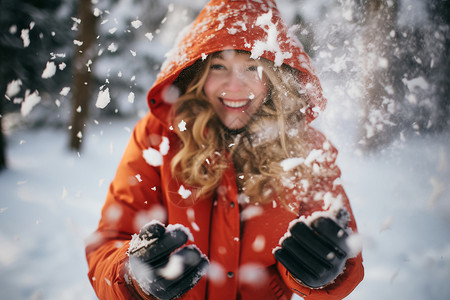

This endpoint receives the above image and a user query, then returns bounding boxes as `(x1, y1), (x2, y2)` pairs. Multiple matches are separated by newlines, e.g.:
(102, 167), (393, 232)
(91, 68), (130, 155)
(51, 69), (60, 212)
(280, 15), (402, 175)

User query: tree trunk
(0, 99), (6, 171)
(358, 0), (398, 151)
(69, 0), (97, 151)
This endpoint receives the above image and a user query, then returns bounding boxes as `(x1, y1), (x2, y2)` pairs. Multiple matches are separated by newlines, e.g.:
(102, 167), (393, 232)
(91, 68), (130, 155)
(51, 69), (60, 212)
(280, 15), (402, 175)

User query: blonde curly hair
(170, 51), (320, 205)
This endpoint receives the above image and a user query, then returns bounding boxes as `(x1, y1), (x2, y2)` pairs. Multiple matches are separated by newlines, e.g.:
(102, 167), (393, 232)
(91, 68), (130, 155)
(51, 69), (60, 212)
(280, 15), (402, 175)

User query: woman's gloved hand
(274, 209), (351, 288)
(128, 221), (209, 300)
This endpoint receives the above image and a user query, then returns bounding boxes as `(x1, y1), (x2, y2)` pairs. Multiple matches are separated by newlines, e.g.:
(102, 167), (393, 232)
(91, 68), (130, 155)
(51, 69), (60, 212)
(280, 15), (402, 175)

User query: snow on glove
(128, 221), (209, 300)
(274, 209), (351, 289)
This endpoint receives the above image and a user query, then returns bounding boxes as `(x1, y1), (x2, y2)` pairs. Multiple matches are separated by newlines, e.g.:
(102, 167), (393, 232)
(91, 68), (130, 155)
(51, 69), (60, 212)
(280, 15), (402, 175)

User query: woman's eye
(247, 66), (258, 71)
(210, 64), (225, 70)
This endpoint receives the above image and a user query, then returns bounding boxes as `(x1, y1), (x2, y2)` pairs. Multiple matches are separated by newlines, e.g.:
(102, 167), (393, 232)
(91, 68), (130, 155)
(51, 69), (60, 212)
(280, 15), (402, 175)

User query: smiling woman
(204, 51), (269, 130)
(85, 1), (364, 299)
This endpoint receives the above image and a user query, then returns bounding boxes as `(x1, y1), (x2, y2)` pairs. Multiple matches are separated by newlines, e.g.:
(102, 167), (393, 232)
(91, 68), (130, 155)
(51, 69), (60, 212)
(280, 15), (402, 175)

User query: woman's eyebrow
(212, 52), (224, 59)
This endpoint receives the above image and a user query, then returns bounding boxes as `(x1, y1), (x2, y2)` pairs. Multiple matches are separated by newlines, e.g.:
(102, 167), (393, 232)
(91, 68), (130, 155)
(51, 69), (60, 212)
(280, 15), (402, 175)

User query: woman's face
(203, 51), (269, 130)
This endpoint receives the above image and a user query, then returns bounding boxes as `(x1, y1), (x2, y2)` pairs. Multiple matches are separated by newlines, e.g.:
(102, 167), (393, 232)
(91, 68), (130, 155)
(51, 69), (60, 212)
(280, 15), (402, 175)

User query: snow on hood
(146, 0), (326, 124)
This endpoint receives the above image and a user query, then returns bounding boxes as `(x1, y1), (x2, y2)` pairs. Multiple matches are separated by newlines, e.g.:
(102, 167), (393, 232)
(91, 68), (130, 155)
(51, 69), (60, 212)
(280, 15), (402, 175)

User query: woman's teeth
(221, 98), (250, 108)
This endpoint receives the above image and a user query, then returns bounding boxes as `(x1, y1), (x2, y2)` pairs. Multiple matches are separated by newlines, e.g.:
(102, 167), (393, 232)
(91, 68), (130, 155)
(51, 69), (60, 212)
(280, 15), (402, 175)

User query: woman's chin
(222, 121), (248, 131)
(222, 124), (247, 135)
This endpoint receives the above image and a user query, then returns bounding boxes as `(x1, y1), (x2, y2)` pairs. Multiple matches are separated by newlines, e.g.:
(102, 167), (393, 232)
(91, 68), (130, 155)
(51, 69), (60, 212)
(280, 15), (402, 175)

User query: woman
(85, 1), (364, 299)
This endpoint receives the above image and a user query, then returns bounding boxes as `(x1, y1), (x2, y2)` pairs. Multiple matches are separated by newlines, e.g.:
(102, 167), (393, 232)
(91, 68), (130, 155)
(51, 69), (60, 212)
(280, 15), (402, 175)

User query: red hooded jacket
(85, 1), (364, 299)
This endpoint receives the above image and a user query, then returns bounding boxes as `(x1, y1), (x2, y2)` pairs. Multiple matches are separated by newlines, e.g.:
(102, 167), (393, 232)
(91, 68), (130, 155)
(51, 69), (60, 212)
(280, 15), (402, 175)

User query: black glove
(128, 222), (209, 300)
(274, 210), (350, 288)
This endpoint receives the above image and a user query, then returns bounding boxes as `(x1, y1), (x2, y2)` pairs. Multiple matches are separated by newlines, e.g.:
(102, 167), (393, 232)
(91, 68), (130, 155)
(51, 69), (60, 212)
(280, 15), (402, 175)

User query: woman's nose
(225, 69), (246, 91)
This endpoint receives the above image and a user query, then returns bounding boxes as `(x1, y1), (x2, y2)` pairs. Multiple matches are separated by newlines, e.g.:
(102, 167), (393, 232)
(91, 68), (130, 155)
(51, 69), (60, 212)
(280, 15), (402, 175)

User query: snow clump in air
(162, 85), (181, 104)
(238, 263), (268, 286)
(145, 32), (154, 41)
(59, 87), (71, 96)
(143, 147), (163, 167)
(207, 261), (226, 284)
(178, 120), (187, 132)
(131, 19), (143, 29)
(95, 88), (111, 108)
(128, 92), (135, 103)
(41, 61), (57, 79)
(5, 79), (22, 100)
(345, 233), (363, 258)
(187, 208), (200, 232)
(142, 136), (171, 167)
(159, 137), (170, 155)
(21, 29), (30, 47)
(178, 185), (192, 199)
(107, 43), (118, 52)
(252, 235), (266, 252)
(240, 206), (264, 221)
(21, 90), (41, 117)
(158, 253), (184, 279)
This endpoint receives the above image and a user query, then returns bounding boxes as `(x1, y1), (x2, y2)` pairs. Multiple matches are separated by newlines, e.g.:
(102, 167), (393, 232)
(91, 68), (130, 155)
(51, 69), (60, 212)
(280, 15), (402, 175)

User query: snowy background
(1, 0), (449, 299)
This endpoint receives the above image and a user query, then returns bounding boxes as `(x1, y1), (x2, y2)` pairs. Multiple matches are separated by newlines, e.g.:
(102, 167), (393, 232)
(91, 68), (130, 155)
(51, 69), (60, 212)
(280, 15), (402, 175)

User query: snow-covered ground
(0, 118), (134, 300)
(330, 132), (450, 300)
(1, 111), (449, 300)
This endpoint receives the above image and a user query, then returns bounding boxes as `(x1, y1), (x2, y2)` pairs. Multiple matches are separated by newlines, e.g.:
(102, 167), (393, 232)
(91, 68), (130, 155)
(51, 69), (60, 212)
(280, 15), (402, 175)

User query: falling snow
(131, 19), (143, 29)
(159, 137), (170, 156)
(59, 87), (71, 96)
(178, 185), (192, 199)
(21, 29), (30, 47)
(128, 92), (135, 103)
(158, 253), (184, 279)
(41, 61), (57, 79)
(20, 90), (41, 116)
(5, 79), (22, 99)
(178, 120), (187, 132)
(95, 88), (111, 109)
(145, 32), (154, 41)
(142, 147), (163, 167)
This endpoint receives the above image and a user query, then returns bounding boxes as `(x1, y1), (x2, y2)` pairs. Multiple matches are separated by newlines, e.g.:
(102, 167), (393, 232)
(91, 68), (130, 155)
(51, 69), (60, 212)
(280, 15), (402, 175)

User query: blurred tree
(69, 0), (97, 151)
(357, 0), (399, 151)
(1, 0), (205, 155)
(0, 0), (75, 169)
(355, 0), (450, 151)
(0, 103), (5, 171)
(427, 0), (450, 132)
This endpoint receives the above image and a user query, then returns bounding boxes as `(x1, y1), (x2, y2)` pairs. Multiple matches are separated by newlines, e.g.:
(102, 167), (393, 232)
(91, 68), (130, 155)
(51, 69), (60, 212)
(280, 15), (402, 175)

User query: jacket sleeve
(277, 126), (364, 299)
(85, 114), (167, 299)
(277, 253), (364, 300)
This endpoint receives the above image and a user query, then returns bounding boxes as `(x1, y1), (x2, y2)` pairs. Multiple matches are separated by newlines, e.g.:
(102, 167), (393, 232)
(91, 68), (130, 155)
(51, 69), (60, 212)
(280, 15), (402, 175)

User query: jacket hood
(147, 0), (326, 124)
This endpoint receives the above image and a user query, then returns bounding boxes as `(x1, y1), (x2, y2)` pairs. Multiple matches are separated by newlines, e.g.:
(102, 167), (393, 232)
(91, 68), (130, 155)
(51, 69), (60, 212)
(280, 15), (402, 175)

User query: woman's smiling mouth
(219, 98), (251, 109)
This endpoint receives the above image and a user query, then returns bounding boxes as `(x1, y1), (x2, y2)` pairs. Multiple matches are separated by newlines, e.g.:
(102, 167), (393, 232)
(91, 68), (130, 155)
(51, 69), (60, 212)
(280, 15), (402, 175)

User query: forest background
(0, 0), (449, 299)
